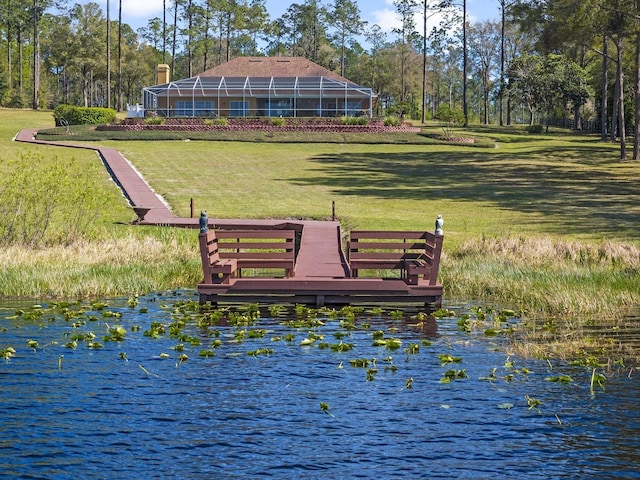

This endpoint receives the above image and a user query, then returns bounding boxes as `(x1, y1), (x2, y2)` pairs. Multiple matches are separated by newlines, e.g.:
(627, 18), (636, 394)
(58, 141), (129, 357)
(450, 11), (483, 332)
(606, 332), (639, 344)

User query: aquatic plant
(268, 304), (287, 317)
(103, 325), (126, 342)
(438, 353), (462, 365)
(546, 374), (573, 383)
(350, 358), (370, 368)
(590, 369), (607, 394)
(441, 369), (468, 383)
(1, 346), (16, 363)
(525, 395), (543, 412)
(319, 402), (334, 417)
(479, 368), (498, 382)
(330, 342), (354, 352)
(144, 322), (166, 338)
(247, 348), (274, 357)
(433, 308), (456, 318)
(404, 343), (420, 355)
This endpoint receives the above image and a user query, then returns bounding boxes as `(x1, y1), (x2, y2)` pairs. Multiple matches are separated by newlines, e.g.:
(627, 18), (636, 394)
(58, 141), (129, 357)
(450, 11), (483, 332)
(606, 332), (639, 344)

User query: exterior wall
(152, 95), (369, 118)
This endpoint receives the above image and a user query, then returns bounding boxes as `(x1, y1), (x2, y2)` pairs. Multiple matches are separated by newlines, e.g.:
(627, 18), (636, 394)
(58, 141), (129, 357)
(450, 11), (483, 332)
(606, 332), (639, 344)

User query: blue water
(1, 293), (639, 479)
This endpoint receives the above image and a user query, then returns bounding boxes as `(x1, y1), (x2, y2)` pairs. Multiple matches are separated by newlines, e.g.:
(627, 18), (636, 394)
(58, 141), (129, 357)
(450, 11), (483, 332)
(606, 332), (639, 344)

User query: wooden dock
(15, 128), (444, 308)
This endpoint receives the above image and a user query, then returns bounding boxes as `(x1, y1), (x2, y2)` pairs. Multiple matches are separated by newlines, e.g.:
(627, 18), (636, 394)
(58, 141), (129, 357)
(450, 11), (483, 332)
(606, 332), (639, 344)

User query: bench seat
(199, 229), (296, 284)
(347, 230), (443, 285)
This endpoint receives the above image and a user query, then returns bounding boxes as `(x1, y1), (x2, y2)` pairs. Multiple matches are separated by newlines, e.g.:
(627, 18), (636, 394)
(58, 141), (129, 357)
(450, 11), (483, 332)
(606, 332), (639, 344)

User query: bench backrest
(348, 230), (443, 284)
(199, 229), (296, 278)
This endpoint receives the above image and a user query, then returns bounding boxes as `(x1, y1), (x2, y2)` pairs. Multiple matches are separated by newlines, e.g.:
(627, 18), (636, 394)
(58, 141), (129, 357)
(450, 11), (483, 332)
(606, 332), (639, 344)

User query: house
(142, 57), (375, 119)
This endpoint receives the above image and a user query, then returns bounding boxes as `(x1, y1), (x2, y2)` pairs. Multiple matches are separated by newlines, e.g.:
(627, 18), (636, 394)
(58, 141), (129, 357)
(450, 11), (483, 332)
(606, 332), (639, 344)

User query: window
(174, 100), (215, 117)
(344, 101), (363, 116)
(315, 101), (337, 117)
(230, 101), (249, 117)
(266, 98), (292, 117)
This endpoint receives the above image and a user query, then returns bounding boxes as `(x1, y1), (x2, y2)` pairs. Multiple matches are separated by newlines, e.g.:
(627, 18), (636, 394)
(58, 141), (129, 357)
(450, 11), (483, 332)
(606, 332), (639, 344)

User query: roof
(199, 57), (354, 84)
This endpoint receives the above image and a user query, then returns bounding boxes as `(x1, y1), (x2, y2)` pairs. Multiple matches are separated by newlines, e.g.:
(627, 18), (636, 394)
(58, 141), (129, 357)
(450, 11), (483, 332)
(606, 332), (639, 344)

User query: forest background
(2, 0), (640, 159)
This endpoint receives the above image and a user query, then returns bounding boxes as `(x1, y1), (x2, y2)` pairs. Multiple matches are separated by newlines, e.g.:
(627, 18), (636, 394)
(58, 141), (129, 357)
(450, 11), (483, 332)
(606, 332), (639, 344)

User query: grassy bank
(2, 110), (639, 320)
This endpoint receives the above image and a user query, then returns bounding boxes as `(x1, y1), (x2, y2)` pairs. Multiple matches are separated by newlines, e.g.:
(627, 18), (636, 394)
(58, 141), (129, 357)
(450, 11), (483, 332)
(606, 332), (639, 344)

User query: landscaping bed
(97, 117), (421, 133)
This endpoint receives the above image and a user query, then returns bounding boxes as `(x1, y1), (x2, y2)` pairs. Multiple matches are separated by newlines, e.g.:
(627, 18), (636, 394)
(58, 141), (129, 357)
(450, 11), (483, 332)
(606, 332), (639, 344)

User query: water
(1, 293), (639, 479)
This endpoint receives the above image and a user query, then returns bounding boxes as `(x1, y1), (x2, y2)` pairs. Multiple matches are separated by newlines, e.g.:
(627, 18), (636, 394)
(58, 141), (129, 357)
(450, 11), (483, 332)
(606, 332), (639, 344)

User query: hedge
(53, 105), (117, 126)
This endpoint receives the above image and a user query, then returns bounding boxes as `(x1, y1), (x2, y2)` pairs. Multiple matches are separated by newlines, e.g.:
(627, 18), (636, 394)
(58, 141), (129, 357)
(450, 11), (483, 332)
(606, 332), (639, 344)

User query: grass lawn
(101, 123), (639, 248)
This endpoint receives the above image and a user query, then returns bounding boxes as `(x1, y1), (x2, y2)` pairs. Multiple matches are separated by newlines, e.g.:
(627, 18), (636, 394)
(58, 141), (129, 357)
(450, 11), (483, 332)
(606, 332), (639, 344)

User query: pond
(0, 293), (638, 479)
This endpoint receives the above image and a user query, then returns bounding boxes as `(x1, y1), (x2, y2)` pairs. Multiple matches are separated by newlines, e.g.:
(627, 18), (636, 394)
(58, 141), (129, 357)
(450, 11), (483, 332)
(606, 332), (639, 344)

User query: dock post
(199, 210), (208, 233)
(435, 215), (444, 235)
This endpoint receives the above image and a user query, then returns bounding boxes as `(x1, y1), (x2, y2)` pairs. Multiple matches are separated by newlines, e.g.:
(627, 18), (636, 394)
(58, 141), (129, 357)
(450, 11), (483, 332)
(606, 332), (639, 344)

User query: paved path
(14, 128), (350, 278)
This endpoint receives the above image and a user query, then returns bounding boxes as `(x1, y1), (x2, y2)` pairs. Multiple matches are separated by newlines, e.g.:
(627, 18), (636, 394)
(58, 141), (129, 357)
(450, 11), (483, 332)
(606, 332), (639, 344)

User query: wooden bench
(199, 229), (296, 284)
(347, 230), (443, 285)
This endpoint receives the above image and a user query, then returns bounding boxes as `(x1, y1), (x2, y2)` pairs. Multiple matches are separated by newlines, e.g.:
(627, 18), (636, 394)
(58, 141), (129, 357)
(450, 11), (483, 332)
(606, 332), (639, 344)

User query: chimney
(157, 64), (170, 84)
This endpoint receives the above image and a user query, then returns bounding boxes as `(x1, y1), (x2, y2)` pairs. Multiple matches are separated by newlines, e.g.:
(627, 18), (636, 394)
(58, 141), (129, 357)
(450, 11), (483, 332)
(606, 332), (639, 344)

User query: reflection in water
(0, 294), (638, 479)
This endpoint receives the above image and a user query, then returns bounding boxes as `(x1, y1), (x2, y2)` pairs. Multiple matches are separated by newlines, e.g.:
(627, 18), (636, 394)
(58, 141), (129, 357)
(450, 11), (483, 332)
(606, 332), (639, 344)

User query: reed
(0, 231), (201, 297)
(444, 236), (640, 316)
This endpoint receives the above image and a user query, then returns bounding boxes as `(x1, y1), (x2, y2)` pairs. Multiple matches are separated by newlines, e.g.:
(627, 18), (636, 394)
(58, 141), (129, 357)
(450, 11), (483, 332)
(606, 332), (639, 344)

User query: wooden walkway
(15, 128), (443, 308)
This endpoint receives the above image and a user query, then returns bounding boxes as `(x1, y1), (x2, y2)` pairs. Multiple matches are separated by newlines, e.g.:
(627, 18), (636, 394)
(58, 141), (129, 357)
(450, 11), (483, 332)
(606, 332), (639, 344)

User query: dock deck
(16, 128), (444, 308)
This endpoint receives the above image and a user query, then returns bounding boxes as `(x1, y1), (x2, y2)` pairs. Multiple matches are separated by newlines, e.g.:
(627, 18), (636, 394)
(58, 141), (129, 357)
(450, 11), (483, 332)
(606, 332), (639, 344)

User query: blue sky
(89, 0), (501, 33)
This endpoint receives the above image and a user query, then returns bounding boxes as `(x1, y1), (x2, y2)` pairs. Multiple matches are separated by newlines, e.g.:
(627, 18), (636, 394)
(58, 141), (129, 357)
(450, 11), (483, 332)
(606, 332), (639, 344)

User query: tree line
(1, 0), (639, 158)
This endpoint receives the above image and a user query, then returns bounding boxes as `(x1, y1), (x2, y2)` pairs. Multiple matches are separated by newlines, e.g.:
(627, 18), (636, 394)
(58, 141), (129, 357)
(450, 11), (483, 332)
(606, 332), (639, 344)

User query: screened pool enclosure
(142, 75), (375, 118)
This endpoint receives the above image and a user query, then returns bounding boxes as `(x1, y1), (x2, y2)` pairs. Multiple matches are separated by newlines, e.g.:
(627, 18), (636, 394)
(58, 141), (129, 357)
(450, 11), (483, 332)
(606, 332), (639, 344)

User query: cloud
(367, 5), (456, 37)
(121, 0), (165, 21)
(368, 8), (400, 33)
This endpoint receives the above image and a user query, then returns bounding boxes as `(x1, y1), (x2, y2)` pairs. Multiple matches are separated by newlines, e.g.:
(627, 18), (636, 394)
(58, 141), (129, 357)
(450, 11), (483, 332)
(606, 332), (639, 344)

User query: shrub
(205, 117), (228, 126)
(270, 117), (286, 127)
(435, 104), (464, 138)
(53, 105), (117, 126)
(145, 116), (165, 125)
(0, 151), (112, 246)
(527, 124), (544, 134)
(341, 115), (369, 126)
(383, 116), (401, 127)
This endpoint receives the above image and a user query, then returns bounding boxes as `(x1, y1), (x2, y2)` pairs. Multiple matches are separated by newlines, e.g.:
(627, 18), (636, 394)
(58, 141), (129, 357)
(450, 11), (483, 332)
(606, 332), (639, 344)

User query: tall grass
(444, 236), (640, 316)
(0, 230), (201, 297)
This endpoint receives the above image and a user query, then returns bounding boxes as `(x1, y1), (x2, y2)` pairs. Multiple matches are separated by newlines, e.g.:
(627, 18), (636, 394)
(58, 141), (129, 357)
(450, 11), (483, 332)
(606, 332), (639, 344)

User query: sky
(86, 0), (502, 35)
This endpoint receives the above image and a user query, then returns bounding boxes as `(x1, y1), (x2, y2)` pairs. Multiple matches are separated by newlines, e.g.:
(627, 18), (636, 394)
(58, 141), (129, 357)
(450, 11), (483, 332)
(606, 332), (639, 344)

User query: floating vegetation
(546, 374), (573, 383)
(330, 342), (354, 352)
(438, 353), (462, 365)
(590, 369), (607, 393)
(404, 343), (420, 355)
(433, 308), (456, 318)
(1, 346), (16, 363)
(350, 358), (370, 368)
(103, 325), (126, 342)
(319, 402), (334, 417)
(247, 348), (274, 357)
(441, 369), (468, 383)
(525, 395), (543, 412)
